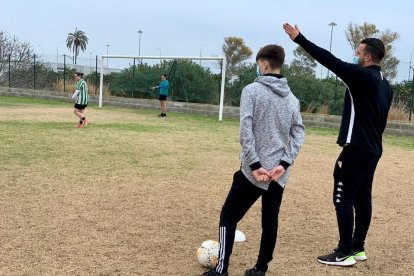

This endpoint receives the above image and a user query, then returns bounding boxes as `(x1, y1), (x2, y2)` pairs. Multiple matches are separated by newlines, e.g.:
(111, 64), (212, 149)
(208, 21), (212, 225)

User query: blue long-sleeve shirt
(157, 80), (169, 96)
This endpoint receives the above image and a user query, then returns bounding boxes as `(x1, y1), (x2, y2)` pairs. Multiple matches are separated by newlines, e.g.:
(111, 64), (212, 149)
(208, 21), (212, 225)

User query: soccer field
(0, 96), (413, 276)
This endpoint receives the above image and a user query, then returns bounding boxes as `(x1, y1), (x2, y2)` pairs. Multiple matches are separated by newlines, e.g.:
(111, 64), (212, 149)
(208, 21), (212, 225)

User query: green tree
(66, 28), (88, 65)
(225, 63), (256, 106)
(290, 46), (317, 76)
(345, 22), (399, 80)
(222, 37), (252, 79)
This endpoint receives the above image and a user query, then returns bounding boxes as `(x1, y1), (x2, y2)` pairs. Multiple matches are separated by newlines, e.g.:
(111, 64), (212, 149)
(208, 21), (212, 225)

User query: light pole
(138, 30), (143, 64)
(106, 44), (110, 67)
(328, 22), (338, 113)
(199, 44), (206, 65)
(408, 50), (414, 81)
(327, 22), (337, 78)
(89, 52), (93, 69)
(37, 44), (44, 59)
(156, 47), (162, 67)
(156, 47), (162, 56)
(56, 41), (63, 66)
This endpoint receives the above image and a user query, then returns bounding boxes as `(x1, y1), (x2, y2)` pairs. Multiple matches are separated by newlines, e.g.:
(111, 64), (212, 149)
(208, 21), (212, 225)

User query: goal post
(99, 55), (227, 121)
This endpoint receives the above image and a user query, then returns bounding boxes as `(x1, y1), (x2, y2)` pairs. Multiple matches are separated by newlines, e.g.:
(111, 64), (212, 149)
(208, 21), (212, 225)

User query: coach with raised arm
(283, 23), (393, 266)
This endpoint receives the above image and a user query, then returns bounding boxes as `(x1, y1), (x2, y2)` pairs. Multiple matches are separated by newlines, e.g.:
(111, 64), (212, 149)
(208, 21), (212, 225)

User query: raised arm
(283, 23), (365, 85)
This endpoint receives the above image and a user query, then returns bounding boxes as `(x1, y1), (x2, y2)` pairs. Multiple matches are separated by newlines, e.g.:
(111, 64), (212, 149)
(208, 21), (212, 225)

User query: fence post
(410, 68), (414, 122)
(132, 58), (136, 97)
(33, 54), (36, 90)
(63, 55), (66, 92)
(8, 54), (11, 88)
(95, 55), (98, 94)
(334, 75), (338, 114)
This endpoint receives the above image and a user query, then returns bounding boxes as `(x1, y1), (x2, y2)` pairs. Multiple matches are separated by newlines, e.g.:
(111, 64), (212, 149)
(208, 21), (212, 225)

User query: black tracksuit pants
(215, 170), (284, 274)
(333, 145), (380, 254)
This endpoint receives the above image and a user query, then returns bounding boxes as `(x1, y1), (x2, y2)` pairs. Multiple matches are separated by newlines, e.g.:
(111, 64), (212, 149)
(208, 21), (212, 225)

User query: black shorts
(159, 95), (167, 101)
(74, 103), (88, 110)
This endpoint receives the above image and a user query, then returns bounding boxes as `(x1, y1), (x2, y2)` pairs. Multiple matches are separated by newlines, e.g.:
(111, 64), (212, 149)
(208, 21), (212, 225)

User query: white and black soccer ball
(196, 240), (220, 268)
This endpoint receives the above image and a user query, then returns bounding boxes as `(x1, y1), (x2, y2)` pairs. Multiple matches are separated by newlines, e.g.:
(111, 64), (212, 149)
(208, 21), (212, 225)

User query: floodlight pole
(327, 22), (336, 78)
(199, 44), (206, 65)
(106, 44), (109, 67)
(408, 50), (413, 81)
(138, 30), (143, 65)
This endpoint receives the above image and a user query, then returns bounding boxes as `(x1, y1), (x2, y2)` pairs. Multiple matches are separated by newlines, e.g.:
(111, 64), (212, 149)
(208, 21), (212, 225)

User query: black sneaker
(200, 268), (228, 276)
(317, 248), (356, 266)
(245, 267), (265, 275)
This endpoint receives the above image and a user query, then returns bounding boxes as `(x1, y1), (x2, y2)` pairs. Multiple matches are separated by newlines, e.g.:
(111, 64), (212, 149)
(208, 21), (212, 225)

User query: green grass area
(384, 133), (414, 149)
(305, 126), (339, 136)
(1, 95), (413, 150)
(0, 95), (69, 106)
(306, 126), (414, 149)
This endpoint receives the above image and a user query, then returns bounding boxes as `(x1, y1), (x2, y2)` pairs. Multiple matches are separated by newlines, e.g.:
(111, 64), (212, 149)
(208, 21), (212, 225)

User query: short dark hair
(256, 44), (285, 69)
(161, 74), (167, 78)
(75, 72), (84, 77)
(360, 38), (385, 63)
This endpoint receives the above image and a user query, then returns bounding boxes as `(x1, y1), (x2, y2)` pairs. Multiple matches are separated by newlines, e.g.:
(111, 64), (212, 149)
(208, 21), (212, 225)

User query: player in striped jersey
(72, 72), (89, 128)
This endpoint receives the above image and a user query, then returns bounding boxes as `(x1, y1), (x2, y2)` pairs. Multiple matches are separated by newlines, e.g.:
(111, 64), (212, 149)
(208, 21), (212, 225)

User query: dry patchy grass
(0, 96), (413, 276)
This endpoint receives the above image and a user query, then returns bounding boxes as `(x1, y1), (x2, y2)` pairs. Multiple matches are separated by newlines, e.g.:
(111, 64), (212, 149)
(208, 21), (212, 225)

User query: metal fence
(0, 54), (103, 93)
(0, 54), (413, 122)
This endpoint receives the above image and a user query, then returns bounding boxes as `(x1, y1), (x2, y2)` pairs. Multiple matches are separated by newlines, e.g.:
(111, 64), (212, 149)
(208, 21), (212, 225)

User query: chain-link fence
(0, 54), (57, 90)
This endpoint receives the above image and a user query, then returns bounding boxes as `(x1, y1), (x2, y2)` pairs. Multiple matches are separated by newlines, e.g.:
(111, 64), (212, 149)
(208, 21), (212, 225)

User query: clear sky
(2, 0), (413, 81)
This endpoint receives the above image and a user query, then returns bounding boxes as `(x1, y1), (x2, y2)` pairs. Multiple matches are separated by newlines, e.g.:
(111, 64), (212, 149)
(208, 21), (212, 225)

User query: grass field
(0, 95), (413, 276)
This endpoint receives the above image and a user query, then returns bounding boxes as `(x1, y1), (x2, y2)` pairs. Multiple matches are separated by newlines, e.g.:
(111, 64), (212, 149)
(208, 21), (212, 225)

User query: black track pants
(215, 170), (284, 273)
(333, 145), (380, 254)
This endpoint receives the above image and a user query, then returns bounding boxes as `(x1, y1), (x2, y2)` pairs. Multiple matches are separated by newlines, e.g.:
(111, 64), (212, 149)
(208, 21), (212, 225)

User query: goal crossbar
(99, 55), (227, 121)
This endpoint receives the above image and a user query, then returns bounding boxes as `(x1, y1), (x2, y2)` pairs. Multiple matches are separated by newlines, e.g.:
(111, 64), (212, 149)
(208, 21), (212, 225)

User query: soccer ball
(196, 240), (220, 268)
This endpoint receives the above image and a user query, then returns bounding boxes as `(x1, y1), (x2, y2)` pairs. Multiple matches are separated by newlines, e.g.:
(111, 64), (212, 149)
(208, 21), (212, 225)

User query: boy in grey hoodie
(201, 45), (305, 276)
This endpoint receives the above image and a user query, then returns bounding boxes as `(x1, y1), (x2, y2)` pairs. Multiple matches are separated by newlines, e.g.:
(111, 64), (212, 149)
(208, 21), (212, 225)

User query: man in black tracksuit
(283, 23), (393, 266)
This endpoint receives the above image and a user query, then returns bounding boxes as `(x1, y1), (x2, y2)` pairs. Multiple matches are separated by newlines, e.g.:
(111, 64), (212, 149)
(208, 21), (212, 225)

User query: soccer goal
(99, 55), (227, 121)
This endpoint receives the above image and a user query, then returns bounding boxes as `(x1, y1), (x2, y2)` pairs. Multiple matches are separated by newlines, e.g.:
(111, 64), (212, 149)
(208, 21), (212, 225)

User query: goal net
(98, 55), (227, 120)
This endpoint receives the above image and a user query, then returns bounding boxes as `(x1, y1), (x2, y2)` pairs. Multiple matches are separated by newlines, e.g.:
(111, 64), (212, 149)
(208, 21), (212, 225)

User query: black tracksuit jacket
(294, 33), (393, 156)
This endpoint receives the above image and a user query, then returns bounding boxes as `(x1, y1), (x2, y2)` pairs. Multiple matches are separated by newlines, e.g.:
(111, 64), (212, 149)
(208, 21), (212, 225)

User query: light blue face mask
(256, 65), (262, 77)
(353, 56), (360, 65)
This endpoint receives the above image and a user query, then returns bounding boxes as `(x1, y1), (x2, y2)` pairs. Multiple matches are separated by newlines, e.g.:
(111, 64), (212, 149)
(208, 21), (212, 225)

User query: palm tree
(66, 28), (88, 64)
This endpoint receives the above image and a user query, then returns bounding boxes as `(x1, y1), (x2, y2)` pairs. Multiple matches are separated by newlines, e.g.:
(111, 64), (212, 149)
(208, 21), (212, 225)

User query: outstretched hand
(283, 23), (300, 41)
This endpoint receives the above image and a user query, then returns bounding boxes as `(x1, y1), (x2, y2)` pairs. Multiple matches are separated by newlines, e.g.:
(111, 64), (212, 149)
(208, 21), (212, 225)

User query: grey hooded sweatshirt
(240, 74), (305, 190)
